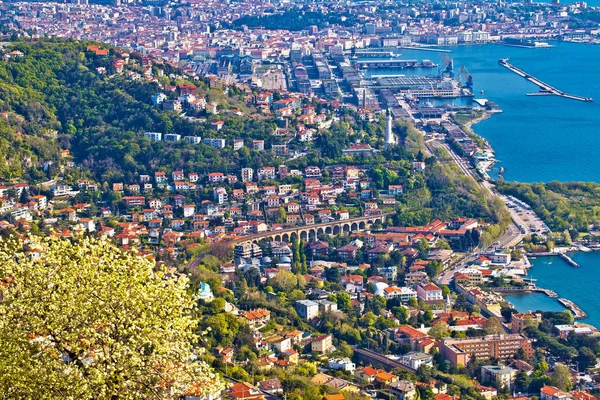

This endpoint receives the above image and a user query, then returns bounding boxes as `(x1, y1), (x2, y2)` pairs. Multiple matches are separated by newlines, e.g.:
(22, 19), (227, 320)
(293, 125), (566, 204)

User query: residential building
(511, 312), (542, 333)
(439, 334), (534, 367)
(481, 365), (517, 391)
(296, 300), (319, 320)
(312, 334), (333, 354)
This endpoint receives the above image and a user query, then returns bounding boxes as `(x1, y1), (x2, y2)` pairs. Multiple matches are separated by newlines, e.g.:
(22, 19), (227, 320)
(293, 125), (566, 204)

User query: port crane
(458, 65), (473, 88)
(440, 53), (454, 77)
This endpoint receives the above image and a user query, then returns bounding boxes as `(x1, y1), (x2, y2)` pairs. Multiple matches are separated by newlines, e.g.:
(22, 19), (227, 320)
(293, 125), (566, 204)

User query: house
(328, 358), (355, 373)
(226, 382), (266, 400)
(375, 371), (397, 387)
(208, 172), (224, 183)
(388, 380), (417, 400)
(296, 300), (319, 320)
(312, 334), (333, 354)
(240, 308), (271, 329)
(337, 244), (358, 260)
(417, 282), (444, 304)
(354, 367), (382, 384)
(257, 379), (283, 395)
(341, 275), (364, 292)
(540, 385), (571, 400)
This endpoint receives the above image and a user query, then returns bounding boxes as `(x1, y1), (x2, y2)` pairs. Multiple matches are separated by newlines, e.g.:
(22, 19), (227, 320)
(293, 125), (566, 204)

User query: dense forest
(496, 180), (600, 233)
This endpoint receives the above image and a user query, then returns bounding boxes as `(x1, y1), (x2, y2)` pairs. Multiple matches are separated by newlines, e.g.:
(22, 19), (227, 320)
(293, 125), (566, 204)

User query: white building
(328, 358), (356, 373)
(144, 131), (162, 142)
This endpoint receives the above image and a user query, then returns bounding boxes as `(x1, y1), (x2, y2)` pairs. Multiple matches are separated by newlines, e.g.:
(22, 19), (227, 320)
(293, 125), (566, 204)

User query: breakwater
(491, 286), (558, 298)
(558, 298), (587, 319)
(498, 58), (593, 102)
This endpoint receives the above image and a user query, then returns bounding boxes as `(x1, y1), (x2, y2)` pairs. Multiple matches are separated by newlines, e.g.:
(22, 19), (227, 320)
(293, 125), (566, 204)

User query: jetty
(498, 58), (593, 102)
(491, 286), (558, 298)
(559, 252), (580, 267)
(558, 298), (587, 319)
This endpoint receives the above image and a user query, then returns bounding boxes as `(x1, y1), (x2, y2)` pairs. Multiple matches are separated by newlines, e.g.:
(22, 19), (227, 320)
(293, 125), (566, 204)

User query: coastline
(453, 110), (594, 324)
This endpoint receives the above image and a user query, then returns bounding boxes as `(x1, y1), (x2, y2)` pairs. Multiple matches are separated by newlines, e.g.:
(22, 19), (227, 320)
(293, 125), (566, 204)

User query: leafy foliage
(0, 235), (223, 399)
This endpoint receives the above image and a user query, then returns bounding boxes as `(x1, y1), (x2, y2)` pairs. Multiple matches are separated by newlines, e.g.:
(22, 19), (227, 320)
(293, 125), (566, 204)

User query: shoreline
(512, 253), (592, 323)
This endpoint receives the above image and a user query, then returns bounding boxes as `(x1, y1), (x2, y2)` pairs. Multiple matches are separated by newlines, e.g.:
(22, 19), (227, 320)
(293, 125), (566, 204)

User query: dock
(498, 58), (593, 102)
(559, 252), (580, 267)
(491, 286), (558, 298)
(558, 298), (587, 319)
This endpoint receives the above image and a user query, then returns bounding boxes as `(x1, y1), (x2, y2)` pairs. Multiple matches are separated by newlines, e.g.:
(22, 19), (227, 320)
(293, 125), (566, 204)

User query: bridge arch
(274, 234), (282, 242)
(343, 223), (350, 233)
(359, 221), (366, 230)
(290, 232), (298, 242)
(282, 233), (290, 242)
(309, 229), (317, 241)
(300, 230), (308, 241)
(333, 225), (341, 235)
(325, 226), (333, 235)
(317, 227), (324, 236)
(351, 222), (358, 231)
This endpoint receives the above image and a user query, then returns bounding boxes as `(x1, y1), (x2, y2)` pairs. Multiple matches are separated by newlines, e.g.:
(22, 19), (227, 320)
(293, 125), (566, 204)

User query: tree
(269, 270), (298, 292)
(515, 370), (531, 393)
(0, 235), (223, 399)
(428, 322), (451, 340)
(483, 317), (505, 335)
(551, 363), (573, 392)
(576, 346), (597, 371)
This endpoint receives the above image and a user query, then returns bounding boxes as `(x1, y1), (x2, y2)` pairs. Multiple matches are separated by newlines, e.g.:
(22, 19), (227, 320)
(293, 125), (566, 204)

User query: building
(203, 138), (226, 148)
(328, 358), (355, 373)
(388, 380), (417, 400)
(511, 312), (542, 333)
(480, 365), (517, 391)
(439, 334), (534, 367)
(540, 385), (571, 400)
(417, 282), (444, 304)
(144, 131), (162, 142)
(383, 286), (417, 304)
(296, 300), (319, 320)
(312, 334), (333, 354)
(400, 352), (433, 370)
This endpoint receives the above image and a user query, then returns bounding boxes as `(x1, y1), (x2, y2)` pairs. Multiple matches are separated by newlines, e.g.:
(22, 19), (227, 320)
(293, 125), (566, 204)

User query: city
(0, 0), (600, 399)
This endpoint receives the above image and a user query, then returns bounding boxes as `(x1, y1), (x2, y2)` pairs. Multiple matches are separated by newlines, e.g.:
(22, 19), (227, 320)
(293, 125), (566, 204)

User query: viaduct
(234, 212), (396, 245)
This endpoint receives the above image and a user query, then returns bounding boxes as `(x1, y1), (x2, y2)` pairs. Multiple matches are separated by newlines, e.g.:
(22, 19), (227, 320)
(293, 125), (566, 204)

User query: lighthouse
(385, 109), (395, 147)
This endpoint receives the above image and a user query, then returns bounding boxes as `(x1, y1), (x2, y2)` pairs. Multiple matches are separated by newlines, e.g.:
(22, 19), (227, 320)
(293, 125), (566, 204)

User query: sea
(361, 42), (600, 325)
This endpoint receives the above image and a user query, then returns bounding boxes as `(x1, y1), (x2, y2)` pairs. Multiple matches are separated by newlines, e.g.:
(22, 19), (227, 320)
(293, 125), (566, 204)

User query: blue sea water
(366, 42), (600, 324)
(504, 253), (600, 327)
(374, 42), (600, 183)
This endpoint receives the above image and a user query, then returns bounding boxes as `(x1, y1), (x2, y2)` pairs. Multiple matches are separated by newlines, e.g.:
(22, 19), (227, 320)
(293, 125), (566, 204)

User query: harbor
(498, 58), (593, 102)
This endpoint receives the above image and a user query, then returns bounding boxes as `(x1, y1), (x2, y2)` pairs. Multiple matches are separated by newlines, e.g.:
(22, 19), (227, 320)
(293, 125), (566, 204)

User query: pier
(491, 286), (558, 298)
(558, 298), (587, 319)
(559, 252), (580, 267)
(498, 58), (593, 102)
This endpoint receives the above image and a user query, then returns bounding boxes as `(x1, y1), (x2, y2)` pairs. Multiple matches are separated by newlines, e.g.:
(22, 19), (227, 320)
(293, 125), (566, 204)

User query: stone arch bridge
(235, 212), (396, 245)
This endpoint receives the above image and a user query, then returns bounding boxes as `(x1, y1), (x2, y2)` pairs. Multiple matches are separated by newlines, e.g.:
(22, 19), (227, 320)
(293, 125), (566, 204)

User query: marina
(498, 58), (593, 102)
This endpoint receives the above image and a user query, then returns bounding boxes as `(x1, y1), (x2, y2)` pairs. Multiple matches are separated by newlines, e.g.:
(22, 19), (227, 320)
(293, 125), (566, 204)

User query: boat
(480, 89), (484, 94)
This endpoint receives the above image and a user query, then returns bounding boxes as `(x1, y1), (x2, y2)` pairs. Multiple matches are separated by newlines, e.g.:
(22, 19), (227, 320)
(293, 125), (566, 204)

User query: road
(426, 139), (478, 181)
(427, 139), (525, 286)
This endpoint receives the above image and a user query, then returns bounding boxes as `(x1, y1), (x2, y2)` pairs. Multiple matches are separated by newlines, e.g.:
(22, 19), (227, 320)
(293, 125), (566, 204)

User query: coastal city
(1, 0), (600, 399)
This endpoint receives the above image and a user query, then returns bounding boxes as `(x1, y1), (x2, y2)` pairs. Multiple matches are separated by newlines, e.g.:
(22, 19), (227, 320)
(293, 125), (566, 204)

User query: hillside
(0, 39), (279, 184)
